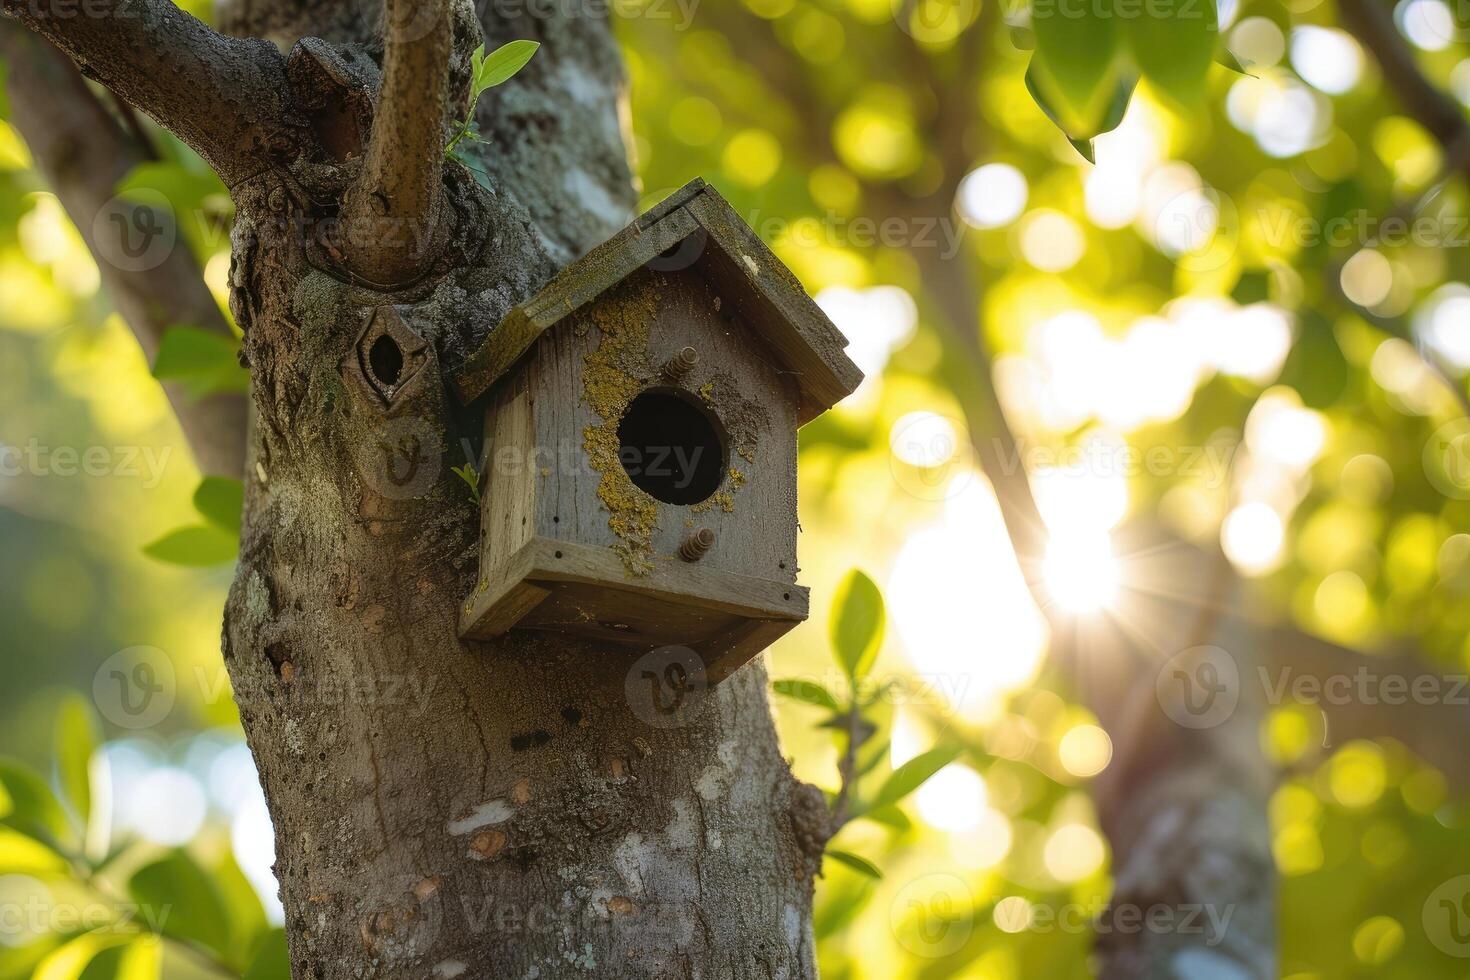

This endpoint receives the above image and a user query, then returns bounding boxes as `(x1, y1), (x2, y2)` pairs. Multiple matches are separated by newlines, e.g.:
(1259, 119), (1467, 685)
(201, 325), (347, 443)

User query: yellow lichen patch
(581, 283), (659, 575)
(692, 490), (736, 515)
(729, 467), (747, 490)
(699, 381), (715, 402)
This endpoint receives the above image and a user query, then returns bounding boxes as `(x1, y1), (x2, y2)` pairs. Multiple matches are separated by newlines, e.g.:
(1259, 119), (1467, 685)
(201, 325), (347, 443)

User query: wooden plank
(477, 382), (537, 574)
(451, 206), (700, 403)
(461, 580), (552, 640)
(451, 177), (863, 420)
(702, 618), (802, 686)
(519, 582), (740, 648)
(459, 542), (551, 639)
(521, 537), (810, 623)
(461, 534), (807, 643)
(683, 191), (864, 424)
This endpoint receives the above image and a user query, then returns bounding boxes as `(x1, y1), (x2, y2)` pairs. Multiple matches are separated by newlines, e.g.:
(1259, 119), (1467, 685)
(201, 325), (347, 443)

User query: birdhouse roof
(451, 179), (863, 425)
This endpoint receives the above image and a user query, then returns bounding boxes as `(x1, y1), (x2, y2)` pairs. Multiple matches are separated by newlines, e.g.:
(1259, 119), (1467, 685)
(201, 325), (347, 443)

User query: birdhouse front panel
(454, 178), (863, 684)
(531, 264), (801, 585)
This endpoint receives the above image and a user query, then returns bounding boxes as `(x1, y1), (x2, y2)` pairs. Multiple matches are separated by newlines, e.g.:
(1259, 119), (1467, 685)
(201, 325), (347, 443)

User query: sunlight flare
(1043, 531), (1122, 614)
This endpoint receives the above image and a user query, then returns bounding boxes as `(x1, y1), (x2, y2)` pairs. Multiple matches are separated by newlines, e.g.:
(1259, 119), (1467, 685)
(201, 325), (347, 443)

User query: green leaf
(117, 161), (227, 214)
(857, 738), (891, 777)
(151, 327), (249, 399)
(475, 40), (540, 95)
(0, 934), (62, 980)
(0, 759), (77, 851)
(813, 875), (875, 940)
(0, 826), (69, 876)
(128, 852), (231, 958)
(830, 569), (885, 681)
(1214, 46), (1252, 75)
(1279, 312), (1349, 409)
(52, 695), (99, 836)
(1026, 60), (1136, 151)
(859, 804), (913, 832)
(76, 938), (161, 980)
(211, 851), (267, 962)
(450, 463), (481, 503)
(825, 849), (883, 879)
(142, 526), (240, 567)
(772, 679), (841, 712)
(1231, 268), (1272, 305)
(868, 746), (961, 811)
(1125, 0), (1217, 105)
(243, 930), (290, 980)
(193, 477), (244, 534)
(33, 933), (134, 980)
(1029, 0), (1121, 135)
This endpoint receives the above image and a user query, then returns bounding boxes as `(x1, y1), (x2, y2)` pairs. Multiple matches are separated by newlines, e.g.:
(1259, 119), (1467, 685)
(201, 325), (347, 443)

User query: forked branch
(0, 0), (293, 186)
(338, 0), (454, 288)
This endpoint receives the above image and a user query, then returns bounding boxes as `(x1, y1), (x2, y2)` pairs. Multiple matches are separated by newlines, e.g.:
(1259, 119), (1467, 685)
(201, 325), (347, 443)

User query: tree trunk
(160, 1), (821, 976)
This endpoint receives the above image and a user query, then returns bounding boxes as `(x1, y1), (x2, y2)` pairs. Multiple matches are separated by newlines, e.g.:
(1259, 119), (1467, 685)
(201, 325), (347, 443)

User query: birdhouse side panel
(475, 373), (538, 579)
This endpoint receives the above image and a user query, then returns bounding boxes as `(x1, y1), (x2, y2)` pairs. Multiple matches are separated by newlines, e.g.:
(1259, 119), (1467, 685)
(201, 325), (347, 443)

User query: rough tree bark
(2, 1), (827, 977)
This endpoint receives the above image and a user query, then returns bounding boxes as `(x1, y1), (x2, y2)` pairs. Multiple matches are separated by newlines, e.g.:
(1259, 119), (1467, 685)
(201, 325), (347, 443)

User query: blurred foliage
(0, 0), (1467, 976)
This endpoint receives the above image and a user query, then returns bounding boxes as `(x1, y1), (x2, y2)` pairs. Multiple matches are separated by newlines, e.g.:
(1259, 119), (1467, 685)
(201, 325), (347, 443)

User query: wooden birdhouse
(452, 179), (863, 684)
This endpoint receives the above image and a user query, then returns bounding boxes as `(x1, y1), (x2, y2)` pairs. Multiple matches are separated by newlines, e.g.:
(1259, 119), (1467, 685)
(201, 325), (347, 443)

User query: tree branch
(1338, 0), (1470, 178)
(1, 0), (294, 187)
(338, 0), (453, 288)
(0, 23), (247, 477)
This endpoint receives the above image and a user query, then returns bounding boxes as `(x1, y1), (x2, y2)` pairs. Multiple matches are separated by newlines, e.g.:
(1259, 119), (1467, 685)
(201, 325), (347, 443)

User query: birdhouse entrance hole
(617, 388), (726, 505)
(368, 334), (405, 387)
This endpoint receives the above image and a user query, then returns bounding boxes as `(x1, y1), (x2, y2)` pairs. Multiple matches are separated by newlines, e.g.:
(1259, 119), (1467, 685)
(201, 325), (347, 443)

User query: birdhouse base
(460, 537), (810, 685)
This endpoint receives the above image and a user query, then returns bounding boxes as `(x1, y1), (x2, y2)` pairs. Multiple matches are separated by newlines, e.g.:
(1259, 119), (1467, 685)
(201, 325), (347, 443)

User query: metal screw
(664, 346), (699, 381)
(679, 528), (716, 562)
